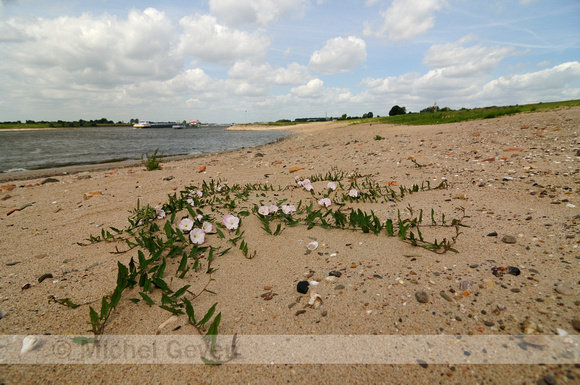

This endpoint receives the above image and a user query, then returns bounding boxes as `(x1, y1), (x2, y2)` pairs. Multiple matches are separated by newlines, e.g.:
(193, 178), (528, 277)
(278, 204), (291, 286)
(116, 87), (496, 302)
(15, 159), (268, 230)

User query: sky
(0, 0), (579, 124)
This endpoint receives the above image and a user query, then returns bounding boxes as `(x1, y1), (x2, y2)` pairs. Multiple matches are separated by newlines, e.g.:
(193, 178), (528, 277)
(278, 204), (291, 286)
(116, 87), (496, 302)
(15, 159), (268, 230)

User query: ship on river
(133, 121), (175, 129)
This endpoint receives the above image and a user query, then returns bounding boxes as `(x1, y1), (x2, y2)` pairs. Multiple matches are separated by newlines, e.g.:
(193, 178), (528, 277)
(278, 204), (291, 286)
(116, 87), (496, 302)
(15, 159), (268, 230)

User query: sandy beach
(1, 108), (579, 384)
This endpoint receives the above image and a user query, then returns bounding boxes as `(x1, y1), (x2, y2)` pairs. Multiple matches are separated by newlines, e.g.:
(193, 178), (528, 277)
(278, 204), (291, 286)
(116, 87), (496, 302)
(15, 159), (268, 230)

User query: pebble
(6, 261), (20, 266)
(329, 271), (342, 277)
(502, 235), (517, 244)
(0, 311), (6, 319)
(38, 273), (53, 283)
(415, 291), (429, 303)
(334, 284), (345, 290)
(469, 264), (479, 268)
(571, 319), (580, 332)
(484, 321), (495, 327)
(440, 291), (453, 302)
(41, 178), (60, 184)
(511, 288), (521, 293)
(321, 311), (328, 317)
(295, 310), (306, 316)
(297, 281), (309, 294)
(555, 285), (573, 295)
(541, 374), (556, 385)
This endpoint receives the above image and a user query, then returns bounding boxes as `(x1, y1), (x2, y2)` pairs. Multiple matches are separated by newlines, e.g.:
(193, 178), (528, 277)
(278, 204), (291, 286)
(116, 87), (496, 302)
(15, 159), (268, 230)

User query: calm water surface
(0, 126), (290, 173)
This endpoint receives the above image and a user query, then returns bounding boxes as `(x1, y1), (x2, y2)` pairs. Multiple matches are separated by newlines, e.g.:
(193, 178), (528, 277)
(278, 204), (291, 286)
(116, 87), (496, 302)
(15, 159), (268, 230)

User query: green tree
(389, 105), (406, 116)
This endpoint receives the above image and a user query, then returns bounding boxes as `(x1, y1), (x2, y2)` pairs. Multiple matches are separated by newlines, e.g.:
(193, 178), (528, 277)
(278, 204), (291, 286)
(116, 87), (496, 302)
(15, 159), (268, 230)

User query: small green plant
(142, 148), (163, 171)
(374, 135), (383, 140)
(61, 168), (470, 365)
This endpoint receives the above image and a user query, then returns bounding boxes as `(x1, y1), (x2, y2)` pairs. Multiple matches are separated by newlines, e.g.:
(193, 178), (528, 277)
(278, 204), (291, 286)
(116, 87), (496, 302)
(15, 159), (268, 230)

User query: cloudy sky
(1, 0), (579, 124)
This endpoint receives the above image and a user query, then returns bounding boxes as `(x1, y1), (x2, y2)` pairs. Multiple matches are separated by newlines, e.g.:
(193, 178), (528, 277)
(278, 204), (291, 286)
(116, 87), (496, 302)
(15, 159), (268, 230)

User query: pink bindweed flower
(348, 189), (358, 198)
(269, 205), (279, 214)
(202, 221), (213, 233)
(156, 208), (166, 219)
(190, 190), (203, 198)
(282, 205), (296, 215)
(196, 214), (203, 222)
(327, 182), (337, 191)
(223, 214), (239, 230)
(178, 218), (194, 232)
(189, 228), (205, 244)
(186, 198), (195, 207)
(258, 206), (270, 216)
(303, 181), (313, 191)
(318, 197), (332, 208)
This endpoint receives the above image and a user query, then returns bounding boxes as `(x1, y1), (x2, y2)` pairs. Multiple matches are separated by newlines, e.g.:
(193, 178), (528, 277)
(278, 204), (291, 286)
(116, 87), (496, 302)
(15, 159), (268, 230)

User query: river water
(0, 126), (291, 173)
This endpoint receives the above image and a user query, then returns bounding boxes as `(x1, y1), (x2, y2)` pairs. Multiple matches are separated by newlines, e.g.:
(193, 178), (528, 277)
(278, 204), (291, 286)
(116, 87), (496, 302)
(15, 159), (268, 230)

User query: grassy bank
(365, 99), (580, 126)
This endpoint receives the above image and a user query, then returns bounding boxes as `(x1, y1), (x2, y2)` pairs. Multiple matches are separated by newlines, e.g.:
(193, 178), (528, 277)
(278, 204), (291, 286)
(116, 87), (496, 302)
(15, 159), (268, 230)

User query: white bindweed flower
(178, 218), (194, 232)
(282, 205), (296, 215)
(318, 198), (331, 208)
(258, 206), (270, 216)
(327, 182), (337, 191)
(269, 205), (279, 214)
(186, 198), (195, 207)
(202, 221), (213, 233)
(223, 214), (239, 230)
(189, 228), (205, 244)
(349, 189), (358, 198)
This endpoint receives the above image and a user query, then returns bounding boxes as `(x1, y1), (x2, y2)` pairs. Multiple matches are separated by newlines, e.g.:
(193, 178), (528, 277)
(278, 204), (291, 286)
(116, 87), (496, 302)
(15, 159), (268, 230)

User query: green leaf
(159, 305), (183, 315)
(198, 303), (217, 327)
(109, 286), (123, 309)
(89, 306), (101, 333)
(139, 292), (155, 306)
(152, 277), (172, 293)
(129, 298), (140, 304)
(205, 312), (221, 353)
(172, 284), (191, 299)
(201, 357), (222, 365)
(216, 228), (225, 239)
(72, 336), (97, 345)
(157, 257), (167, 278)
(183, 298), (196, 325)
(164, 220), (174, 238)
(100, 297), (110, 319)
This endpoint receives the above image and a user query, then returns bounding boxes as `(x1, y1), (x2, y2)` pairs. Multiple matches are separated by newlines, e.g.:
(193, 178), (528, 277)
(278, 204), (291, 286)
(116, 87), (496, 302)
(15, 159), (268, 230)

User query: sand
(1, 108), (579, 384)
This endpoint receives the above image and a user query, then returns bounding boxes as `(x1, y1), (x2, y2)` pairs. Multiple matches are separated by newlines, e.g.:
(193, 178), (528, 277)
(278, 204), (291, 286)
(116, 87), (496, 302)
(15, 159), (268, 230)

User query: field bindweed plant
(68, 168), (468, 364)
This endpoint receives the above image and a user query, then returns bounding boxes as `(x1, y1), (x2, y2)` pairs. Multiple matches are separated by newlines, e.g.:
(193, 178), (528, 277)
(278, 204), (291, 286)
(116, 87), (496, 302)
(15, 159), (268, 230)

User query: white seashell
(522, 320), (537, 335)
(309, 280), (319, 286)
(557, 328), (568, 336)
(325, 276), (337, 282)
(157, 315), (179, 330)
(20, 335), (38, 354)
(308, 292), (323, 309)
(306, 241), (318, 251)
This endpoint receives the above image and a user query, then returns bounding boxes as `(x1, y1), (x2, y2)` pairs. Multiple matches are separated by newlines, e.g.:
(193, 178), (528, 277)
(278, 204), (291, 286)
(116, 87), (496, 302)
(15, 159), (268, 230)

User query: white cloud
(178, 14), (271, 65)
(291, 78), (324, 97)
(519, 0), (539, 5)
(372, 0), (446, 41)
(1, 8), (180, 89)
(226, 61), (312, 96)
(482, 61), (580, 93)
(228, 61), (311, 86)
(423, 35), (514, 76)
(209, 0), (309, 27)
(309, 36), (367, 74)
(537, 60), (551, 67)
